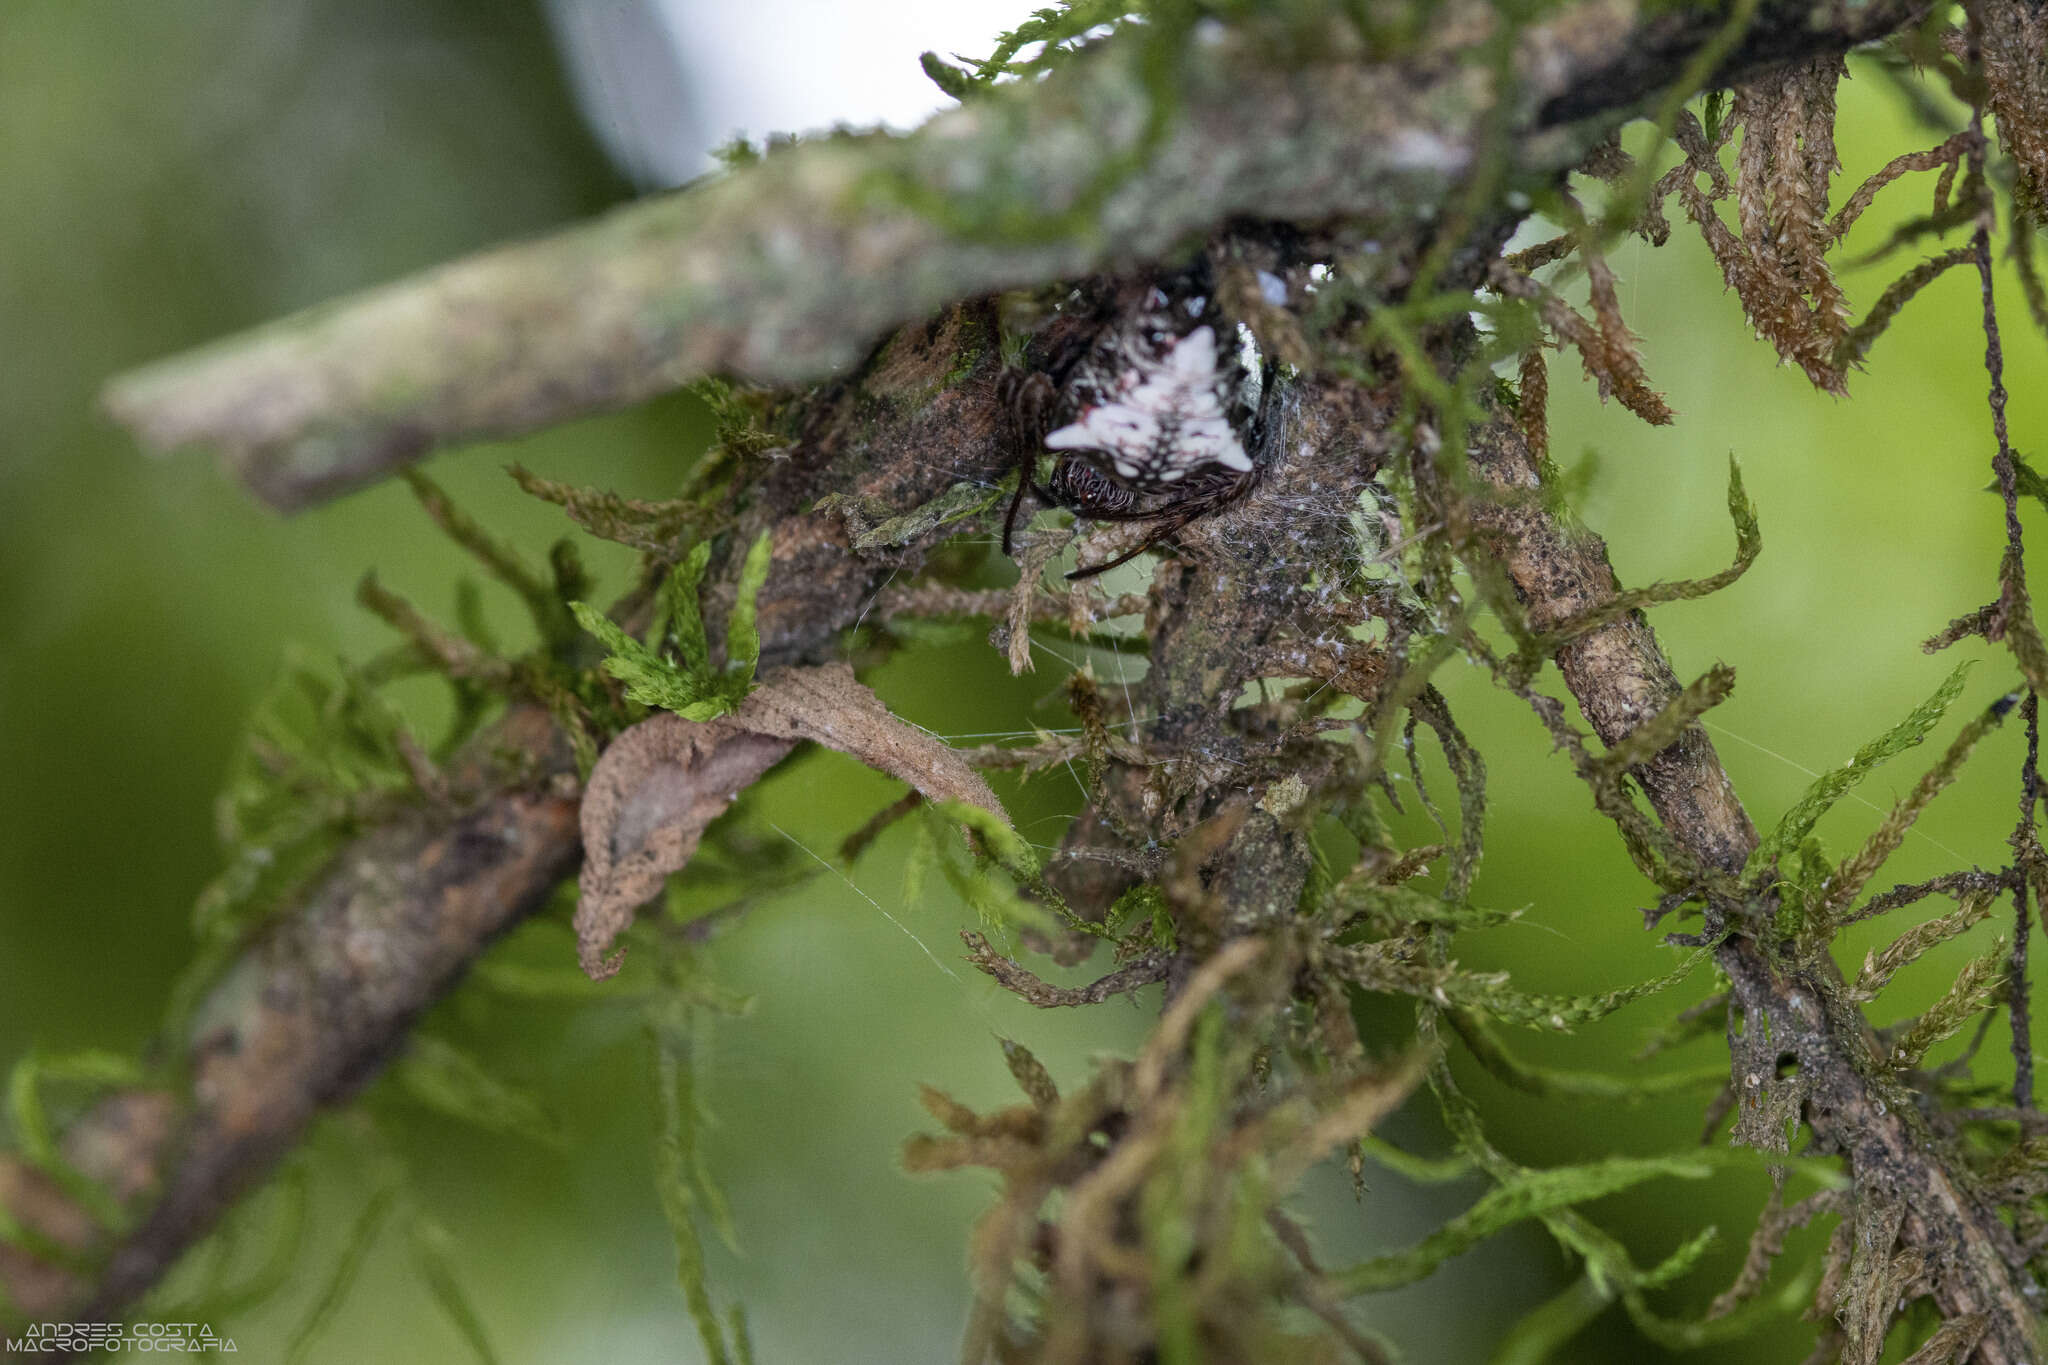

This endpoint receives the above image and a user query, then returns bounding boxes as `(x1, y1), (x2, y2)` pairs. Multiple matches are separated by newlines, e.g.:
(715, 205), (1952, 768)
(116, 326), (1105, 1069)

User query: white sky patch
(547, 0), (1029, 185)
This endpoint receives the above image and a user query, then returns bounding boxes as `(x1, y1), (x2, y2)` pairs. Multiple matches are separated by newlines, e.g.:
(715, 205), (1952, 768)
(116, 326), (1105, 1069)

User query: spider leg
(1066, 504), (1192, 579)
(1066, 535), (1161, 579)
(1048, 499), (1166, 523)
(1063, 478), (1251, 579)
(999, 368), (1061, 559)
(1001, 466), (1035, 557)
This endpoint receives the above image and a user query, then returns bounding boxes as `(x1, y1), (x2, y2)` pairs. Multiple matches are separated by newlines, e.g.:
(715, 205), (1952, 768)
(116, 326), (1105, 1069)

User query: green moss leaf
(648, 999), (745, 1365)
(284, 1184), (397, 1365)
(1332, 1153), (1730, 1293)
(1743, 661), (1974, 885)
(655, 541), (714, 670)
(725, 530), (773, 681)
(573, 599), (730, 719)
(393, 1035), (565, 1150)
(409, 1213), (501, 1365)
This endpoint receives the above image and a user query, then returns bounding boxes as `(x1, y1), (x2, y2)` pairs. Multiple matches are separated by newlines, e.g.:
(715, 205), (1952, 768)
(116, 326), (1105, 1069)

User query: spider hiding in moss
(1001, 288), (1270, 579)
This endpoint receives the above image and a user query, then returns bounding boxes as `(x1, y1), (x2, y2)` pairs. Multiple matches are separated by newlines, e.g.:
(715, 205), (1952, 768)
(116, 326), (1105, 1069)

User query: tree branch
(0, 306), (1018, 1330)
(1467, 408), (2043, 1364)
(16, 0), (1995, 1352)
(101, 0), (1924, 511)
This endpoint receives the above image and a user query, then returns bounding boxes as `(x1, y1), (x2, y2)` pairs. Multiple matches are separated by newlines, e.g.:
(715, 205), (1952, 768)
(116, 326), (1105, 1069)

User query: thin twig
(2013, 694), (2040, 1109)
(960, 932), (1170, 1007)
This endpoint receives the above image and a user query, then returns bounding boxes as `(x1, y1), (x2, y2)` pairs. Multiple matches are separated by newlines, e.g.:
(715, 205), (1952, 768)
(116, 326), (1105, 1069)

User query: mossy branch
(1466, 407), (2042, 1363)
(0, 306), (1017, 1329)
(23, 0), (2038, 1358)
(100, 0), (1925, 511)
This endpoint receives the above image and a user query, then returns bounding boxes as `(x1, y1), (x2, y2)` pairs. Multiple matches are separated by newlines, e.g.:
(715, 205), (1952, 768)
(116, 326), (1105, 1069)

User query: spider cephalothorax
(1002, 283), (1268, 578)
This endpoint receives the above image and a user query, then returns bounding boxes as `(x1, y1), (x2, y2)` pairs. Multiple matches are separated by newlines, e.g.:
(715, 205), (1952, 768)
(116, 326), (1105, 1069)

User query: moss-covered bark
(25, 1), (2048, 1362)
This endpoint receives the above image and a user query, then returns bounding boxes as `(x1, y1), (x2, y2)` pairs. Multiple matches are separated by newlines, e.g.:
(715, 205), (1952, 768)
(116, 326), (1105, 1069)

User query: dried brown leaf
(732, 664), (1005, 816)
(574, 718), (794, 979)
(576, 663), (1009, 978)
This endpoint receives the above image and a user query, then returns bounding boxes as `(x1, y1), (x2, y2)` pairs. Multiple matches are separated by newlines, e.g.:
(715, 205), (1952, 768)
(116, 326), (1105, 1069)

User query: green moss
(569, 531), (774, 722)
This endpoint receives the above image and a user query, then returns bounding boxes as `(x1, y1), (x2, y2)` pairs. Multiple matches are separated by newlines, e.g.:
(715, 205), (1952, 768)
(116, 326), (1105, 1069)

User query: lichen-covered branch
(102, 0), (1924, 511)
(0, 306), (1019, 1329)
(24, 0), (2040, 1357)
(1467, 409), (2044, 1363)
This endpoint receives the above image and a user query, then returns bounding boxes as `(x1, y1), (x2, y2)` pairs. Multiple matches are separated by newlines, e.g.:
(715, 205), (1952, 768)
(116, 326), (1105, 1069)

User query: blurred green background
(2, 2), (2043, 1361)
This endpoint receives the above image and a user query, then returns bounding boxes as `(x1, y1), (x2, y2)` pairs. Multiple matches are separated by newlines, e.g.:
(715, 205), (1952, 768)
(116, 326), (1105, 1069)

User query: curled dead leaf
(576, 662), (1009, 979)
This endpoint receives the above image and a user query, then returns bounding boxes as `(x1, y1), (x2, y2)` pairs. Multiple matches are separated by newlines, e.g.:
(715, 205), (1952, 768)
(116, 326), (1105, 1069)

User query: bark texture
(103, 0), (1922, 511)
(18, 1), (2041, 1362)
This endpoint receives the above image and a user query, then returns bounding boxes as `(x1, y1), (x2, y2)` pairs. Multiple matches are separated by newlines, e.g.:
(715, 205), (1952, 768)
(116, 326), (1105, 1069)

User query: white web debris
(1044, 325), (1254, 485)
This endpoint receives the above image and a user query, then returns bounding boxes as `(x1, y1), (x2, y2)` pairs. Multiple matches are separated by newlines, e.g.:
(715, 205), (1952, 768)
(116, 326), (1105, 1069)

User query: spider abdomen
(1000, 279), (1270, 578)
(1043, 325), (1254, 491)
(1046, 459), (1139, 516)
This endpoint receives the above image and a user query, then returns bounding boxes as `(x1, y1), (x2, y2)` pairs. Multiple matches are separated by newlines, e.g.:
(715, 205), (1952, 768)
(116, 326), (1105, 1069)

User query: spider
(1000, 304), (1268, 579)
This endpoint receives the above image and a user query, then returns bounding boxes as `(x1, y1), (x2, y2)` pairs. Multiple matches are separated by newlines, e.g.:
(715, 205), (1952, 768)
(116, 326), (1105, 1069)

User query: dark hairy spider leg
(1066, 536), (1161, 579)
(1062, 467), (1260, 578)
(998, 367), (1063, 560)
(1000, 466), (1070, 557)
(1052, 502), (1164, 523)
(1065, 501), (1201, 579)
(1001, 466), (1034, 557)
